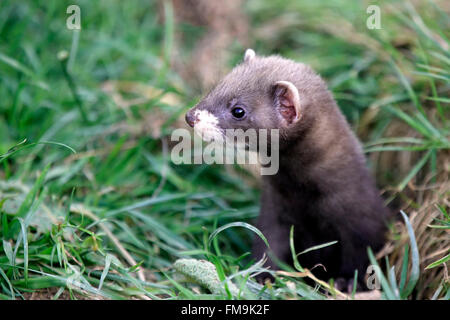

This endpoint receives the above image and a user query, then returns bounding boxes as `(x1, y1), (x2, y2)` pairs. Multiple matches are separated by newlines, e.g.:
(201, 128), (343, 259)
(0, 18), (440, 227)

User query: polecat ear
(244, 49), (255, 63)
(273, 81), (302, 125)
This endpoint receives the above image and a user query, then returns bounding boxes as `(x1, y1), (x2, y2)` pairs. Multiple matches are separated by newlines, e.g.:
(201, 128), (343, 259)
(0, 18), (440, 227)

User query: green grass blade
(425, 253), (450, 270)
(0, 267), (15, 300)
(399, 244), (409, 291)
(397, 150), (432, 191)
(289, 226), (304, 272)
(208, 222), (269, 249)
(367, 248), (396, 300)
(98, 254), (112, 291)
(399, 210), (420, 298)
(297, 241), (338, 256)
(0, 52), (34, 77)
(388, 266), (400, 299)
(18, 219), (29, 284)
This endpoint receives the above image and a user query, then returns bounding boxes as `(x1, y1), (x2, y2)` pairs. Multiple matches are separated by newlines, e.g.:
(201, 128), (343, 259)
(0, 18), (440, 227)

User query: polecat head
(185, 49), (329, 144)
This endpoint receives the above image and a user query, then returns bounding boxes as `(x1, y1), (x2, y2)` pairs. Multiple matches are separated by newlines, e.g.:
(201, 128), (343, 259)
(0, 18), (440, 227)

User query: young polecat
(185, 49), (389, 291)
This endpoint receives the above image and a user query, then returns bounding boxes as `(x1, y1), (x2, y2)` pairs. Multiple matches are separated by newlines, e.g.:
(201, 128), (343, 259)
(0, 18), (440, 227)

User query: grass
(0, 0), (448, 300)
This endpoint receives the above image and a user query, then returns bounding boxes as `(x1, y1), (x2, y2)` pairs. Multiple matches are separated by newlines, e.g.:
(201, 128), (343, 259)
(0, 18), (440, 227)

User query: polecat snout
(185, 49), (389, 291)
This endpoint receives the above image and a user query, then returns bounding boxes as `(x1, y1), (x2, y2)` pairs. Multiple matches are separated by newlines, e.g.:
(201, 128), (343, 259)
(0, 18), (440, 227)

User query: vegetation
(0, 0), (448, 299)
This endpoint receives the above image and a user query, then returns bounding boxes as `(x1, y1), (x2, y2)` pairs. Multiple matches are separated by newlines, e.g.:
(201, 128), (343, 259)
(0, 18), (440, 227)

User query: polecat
(185, 49), (389, 291)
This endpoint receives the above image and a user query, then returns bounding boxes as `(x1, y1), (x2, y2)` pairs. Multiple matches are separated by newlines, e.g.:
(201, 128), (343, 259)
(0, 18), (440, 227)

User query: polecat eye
(231, 106), (246, 119)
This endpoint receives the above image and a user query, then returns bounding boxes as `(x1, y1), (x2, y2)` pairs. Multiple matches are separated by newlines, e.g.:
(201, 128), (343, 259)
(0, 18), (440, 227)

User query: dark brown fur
(186, 52), (389, 290)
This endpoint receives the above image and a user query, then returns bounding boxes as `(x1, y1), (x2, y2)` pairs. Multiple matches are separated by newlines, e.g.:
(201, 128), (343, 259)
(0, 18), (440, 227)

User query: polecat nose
(185, 110), (195, 127)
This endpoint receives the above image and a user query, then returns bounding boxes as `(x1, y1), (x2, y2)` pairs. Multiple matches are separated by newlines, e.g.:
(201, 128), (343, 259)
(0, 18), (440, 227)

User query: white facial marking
(193, 109), (223, 142)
